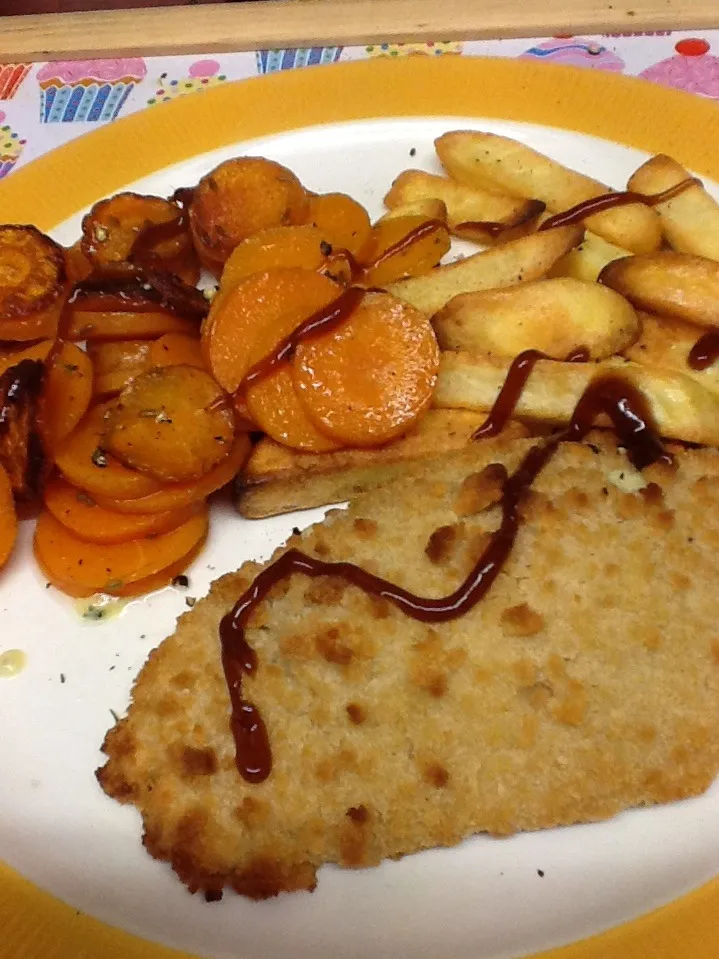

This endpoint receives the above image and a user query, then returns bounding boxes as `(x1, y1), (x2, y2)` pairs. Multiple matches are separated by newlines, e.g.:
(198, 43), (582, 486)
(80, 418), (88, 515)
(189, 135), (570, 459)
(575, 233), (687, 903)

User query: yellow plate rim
(1, 55), (719, 959)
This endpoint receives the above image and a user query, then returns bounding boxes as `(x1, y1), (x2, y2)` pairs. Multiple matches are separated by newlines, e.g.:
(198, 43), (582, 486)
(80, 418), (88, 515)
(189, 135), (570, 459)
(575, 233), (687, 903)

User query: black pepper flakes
(320, 240), (333, 256)
(409, 147), (417, 156)
(60, 673), (66, 684)
(537, 869), (545, 878)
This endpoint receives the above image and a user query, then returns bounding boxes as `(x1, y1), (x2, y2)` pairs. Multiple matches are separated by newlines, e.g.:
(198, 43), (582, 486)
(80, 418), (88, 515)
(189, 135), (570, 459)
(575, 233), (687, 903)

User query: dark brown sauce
(472, 347), (589, 440)
(220, 370), (667, 784)
(0, 359), (46, 501)
(454, 200), (546, 239)
(539, 177), (699, 231)
(70, 265), (208, 321)
(688, 330), (719, 371)
(129, 187), (194, 264)
(238, 286), (366, 390)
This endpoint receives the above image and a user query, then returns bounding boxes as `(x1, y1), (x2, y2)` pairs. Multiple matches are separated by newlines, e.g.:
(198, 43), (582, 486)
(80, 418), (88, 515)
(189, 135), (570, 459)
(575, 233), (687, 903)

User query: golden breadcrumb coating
(98, 433), (719, 900)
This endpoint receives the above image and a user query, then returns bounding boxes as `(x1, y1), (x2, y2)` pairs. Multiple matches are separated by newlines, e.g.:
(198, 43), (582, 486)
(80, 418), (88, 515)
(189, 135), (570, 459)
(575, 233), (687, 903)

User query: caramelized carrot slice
(0, 463), (17, 570)
(92, 433), (250, 514)
(189, 157), (309, 269)
(33, 507), (208, 597)
(44, 475), (199, 544)
(204, 268), (341, 393)
(306, 192), (372, 258)
(0, 294), (65, 342)
(246, 365), (342, 452)
(89, 339), (152, 397)
(54, 403), (162, 500)
(40, 342), (94, 448)
(68, 309), (197, 342)
(220, 225), (330, 293)
(360, 214), (450, 287)
(64, 241), (93, 285)
(0, 225), (66, 319)
(104, 365), (235, 483)
(148, 333), (204, 370)
(293, 290), (440, 446)
(81, 192), (187, 265)
(0, 341), (53, 378)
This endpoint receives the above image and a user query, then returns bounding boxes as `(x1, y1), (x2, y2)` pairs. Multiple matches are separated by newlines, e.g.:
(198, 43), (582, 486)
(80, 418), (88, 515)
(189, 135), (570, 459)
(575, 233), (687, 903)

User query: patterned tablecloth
(2, 31), (719, 181)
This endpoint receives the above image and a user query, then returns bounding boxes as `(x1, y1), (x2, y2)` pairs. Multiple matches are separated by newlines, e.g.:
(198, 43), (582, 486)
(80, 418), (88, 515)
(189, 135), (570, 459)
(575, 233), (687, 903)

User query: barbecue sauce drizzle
(456, 178), (698, 238)
(688, 330), (719, 371)
(220, 363), (668, 784)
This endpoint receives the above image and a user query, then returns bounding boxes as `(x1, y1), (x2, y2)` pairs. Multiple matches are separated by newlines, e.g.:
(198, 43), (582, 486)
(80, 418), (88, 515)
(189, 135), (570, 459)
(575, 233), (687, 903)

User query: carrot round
(0, 341), (53, 378)
(41, 342), (94, 448)
(148, 333), (204, 370)
(190, 157), (309, 270)
(69, 309), (197, 342)
(104, 365), (235, 483)
(89, 339), (152, 397)
(54, 403), (162, 500)
(246, 364), (342, 452)
(33, 507), (208, 597)
(0, 463), (17, 570)
(293, 290), (440, 446)
(360, 214), (450, 287)
(306, 192), (372, 258)
(64, 240), (94, 285)
(219, 225), (331, 294)
(204, 267), (341, 393)
(81, 191), (187, 266)
(44, 475), (200, 545)
(92, 433), (250, 514)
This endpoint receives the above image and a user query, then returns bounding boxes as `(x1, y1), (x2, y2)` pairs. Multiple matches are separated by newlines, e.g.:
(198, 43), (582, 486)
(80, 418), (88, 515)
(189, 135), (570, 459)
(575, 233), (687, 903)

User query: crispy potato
(384, 169), (544, 243)
(434, 277), (639, 360)
(379, 198), (448, 223)
(600, 252), (719, 328)
(435, 131), (662, 255)
(435, 350), (719, 446)
(386, 224), (583, 315)
(624, 311), (719, 397)
(548, 229), (630, 283)
(237, 409), (528, 518)
(628, 155), (719, 262)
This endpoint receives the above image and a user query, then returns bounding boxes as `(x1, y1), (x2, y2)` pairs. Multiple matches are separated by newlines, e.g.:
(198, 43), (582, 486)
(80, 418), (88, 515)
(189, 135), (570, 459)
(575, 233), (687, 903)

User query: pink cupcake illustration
(37, 58), (147, 123)
(0, 63), (31, 100)
(147, 58), (227, 104)
(520, 36), (624, 71)
(0, 112), (26, 179)
(640, 38), (719, 99)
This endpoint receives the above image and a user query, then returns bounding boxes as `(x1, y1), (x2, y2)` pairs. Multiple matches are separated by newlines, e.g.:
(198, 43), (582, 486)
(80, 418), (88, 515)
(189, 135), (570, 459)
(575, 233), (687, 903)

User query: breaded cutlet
(98, 432), (719, 900)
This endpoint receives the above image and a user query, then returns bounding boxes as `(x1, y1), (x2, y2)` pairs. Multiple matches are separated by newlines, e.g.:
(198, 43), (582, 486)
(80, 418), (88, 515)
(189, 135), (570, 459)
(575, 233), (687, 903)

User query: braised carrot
(68, 309), (197, 342)
(0, 341), (53, 378)
(89, 339), (152, 397)
(220, 225), (330, 293)
(293, 290), (440, 446)
(306, 192), (372, 258)
(360, 214), (450, 287)
(148, 333), (204, 370)
(40, 342), (94, 448)
(0, 463), (17, 570)
(246, 364), (342, 452)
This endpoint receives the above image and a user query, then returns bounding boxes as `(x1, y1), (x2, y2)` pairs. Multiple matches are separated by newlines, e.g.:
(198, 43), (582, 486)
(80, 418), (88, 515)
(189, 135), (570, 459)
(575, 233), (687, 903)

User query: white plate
(2, 117), (719, 959)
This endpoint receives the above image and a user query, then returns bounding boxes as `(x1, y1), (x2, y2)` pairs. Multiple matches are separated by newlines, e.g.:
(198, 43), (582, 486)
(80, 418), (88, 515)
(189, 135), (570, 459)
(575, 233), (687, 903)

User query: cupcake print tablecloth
(1, 31), (719, 181)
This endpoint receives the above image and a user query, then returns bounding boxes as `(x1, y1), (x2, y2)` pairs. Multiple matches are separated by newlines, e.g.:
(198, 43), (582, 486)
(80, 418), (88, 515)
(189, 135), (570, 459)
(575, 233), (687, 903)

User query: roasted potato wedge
(600, 252), (719, 328)
(434, 277), (639, 360)
(548, 229), (630, 283)
(379, 198), (448, 223)
(387, 223), (583, 315)
(624, 311), (719, 397)
(628, 155), (719, 262)
(237, 409), (528, 518)
(435, 350), (719, 447)
(384, 169), (545, 243)
(435, 131), (662, 254)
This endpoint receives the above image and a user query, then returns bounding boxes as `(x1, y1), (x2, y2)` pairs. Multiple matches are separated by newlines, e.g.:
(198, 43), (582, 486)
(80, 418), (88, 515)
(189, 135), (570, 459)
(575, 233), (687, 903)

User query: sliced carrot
(92, 433), (250, 514)
(44, 475), (200, 545)
(0, 294), (65, 342)
(81, 192), (187, 265)
(0, 341), (53, 378)
(0, 225), (66, 316)
(246, 364), (342, 452)
(89, 339), (152, 397)
(360, 214), (450, 287)
(33, 507), (208, 597)
(0, 463), (17, 570)
(64, 241), (94, 285)
(204, 268), (341, 393)
(104, 365), (235, 483)
(68, 309), (197, 342)
(54, 403), (162, 500)
(148, 333), (204, 370)
(219, 225), (329, 293)
(189, 157), (309, 269)
(306, 192), (372, 259)
(293, 290), (440, 447)
(40, 342), (94, 448)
